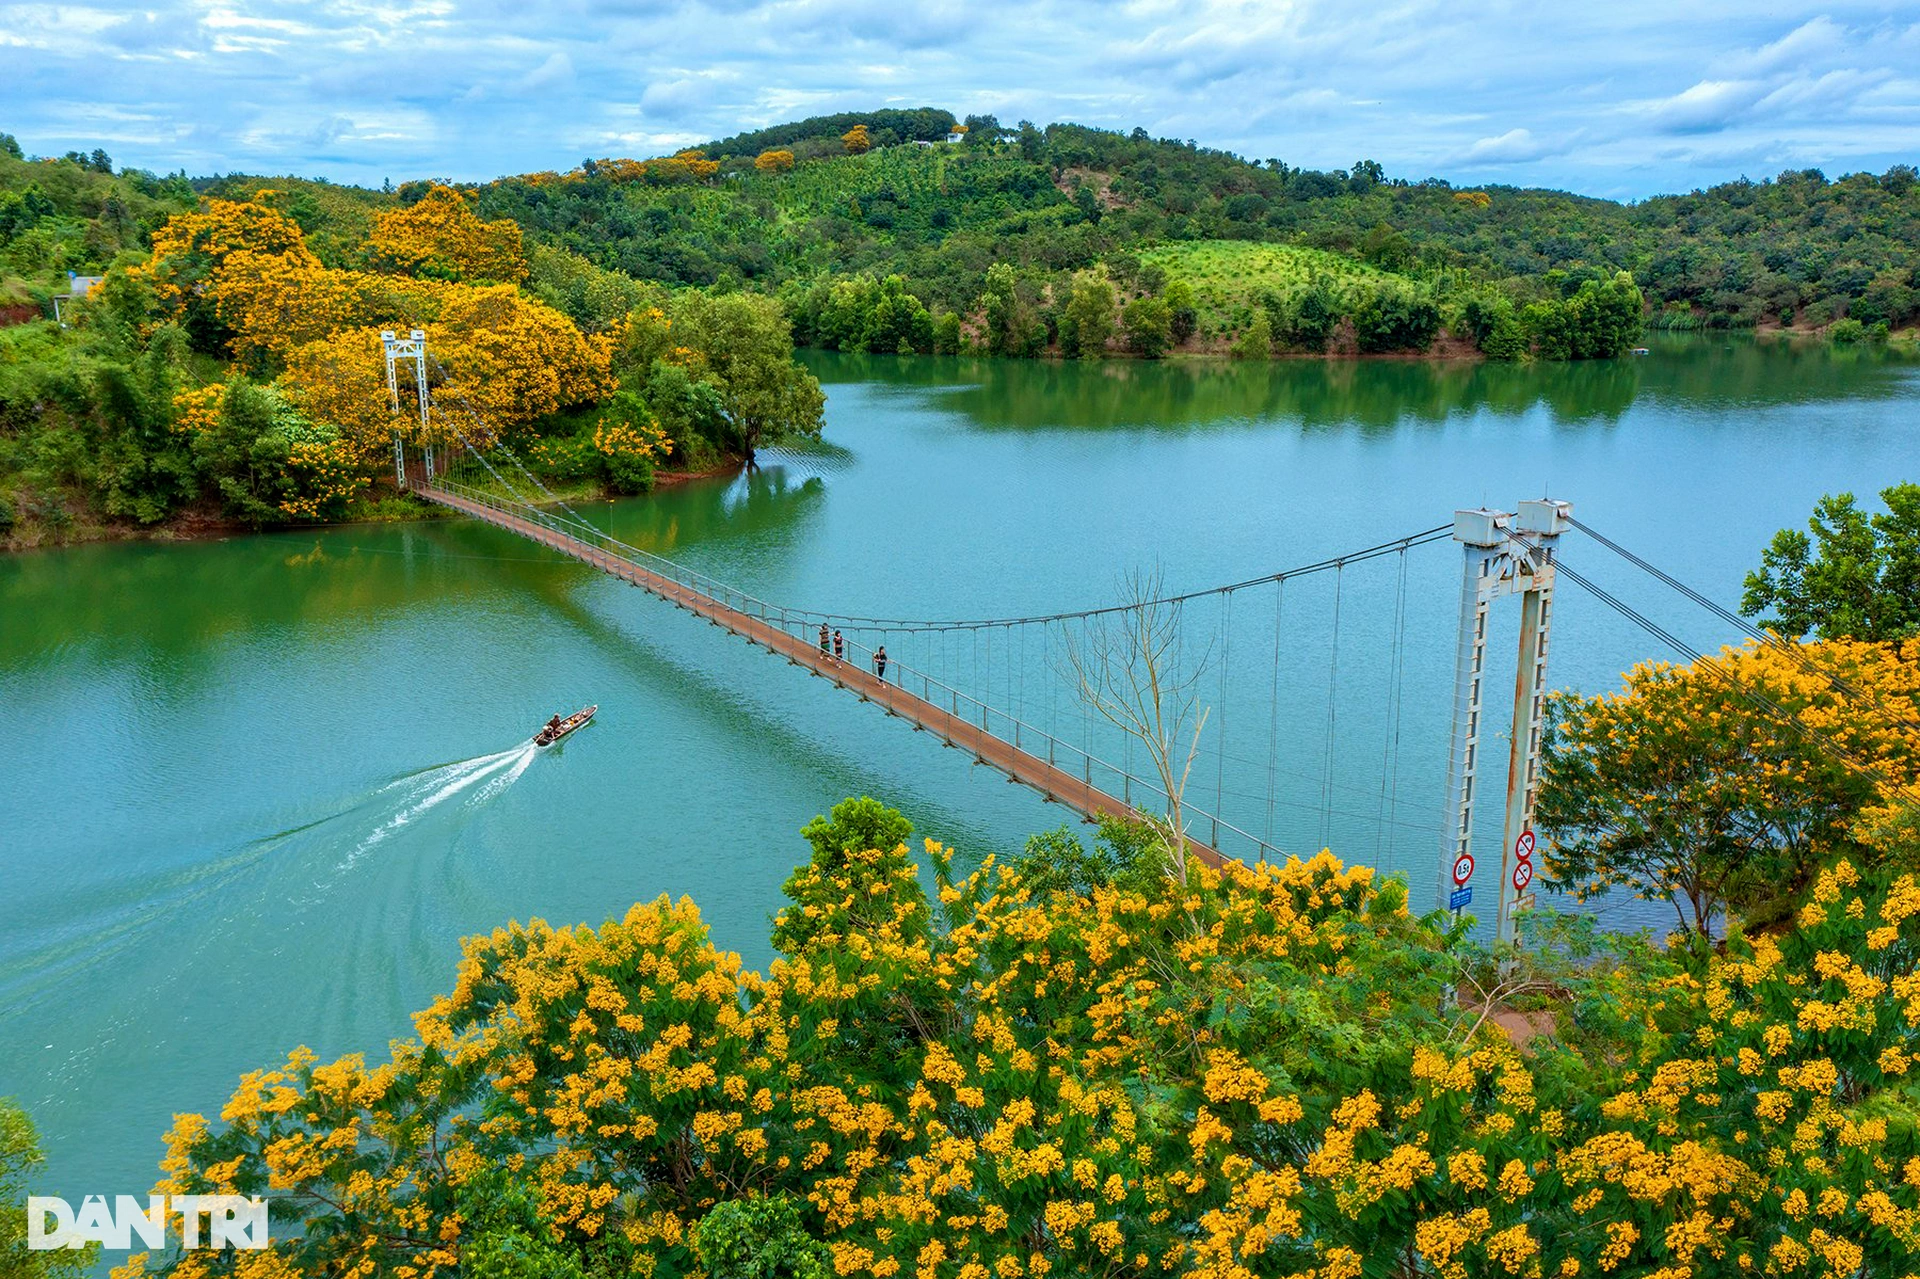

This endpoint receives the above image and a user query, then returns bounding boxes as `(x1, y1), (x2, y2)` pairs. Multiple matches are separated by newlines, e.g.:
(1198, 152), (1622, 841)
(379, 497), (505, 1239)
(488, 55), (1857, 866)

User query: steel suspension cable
(1569, 514), (1920, 733)
(1537, 551), (1918, 807)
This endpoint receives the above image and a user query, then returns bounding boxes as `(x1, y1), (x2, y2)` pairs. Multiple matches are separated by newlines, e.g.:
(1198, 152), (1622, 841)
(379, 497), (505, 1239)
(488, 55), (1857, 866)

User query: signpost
(1451, 853), (1475, 886)
(1448, 886), (1473, 911)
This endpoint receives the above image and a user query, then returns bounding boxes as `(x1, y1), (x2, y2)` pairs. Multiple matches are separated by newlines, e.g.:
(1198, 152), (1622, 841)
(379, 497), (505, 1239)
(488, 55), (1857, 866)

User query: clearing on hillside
(1139, 240), (1395, 339)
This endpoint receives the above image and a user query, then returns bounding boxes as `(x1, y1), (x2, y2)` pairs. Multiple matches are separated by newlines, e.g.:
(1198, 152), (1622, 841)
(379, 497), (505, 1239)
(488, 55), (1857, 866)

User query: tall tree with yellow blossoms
(366, 185), (529, 284)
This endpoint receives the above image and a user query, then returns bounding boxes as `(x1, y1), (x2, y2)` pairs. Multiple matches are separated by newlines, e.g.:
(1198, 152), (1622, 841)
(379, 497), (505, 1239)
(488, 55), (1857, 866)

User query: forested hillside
(1, 110), (1915, 547)
(467, 113), (1918, 356)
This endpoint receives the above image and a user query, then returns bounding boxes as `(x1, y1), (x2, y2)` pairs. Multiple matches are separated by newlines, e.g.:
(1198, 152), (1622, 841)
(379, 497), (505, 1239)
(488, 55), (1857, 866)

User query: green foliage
(1354, 285), (1441, 352)
(979, 262), (1044, 357)
(666, 291), (824, 457)
(595, 390), (660, 494)
(1459, 293), (1527, 359)
(930, 310), (962, 355)
(1830, 317), (1866, 344)
(1122, 293), (1172, 358)
(789, 273), (934, 354)
(527, 243), (657, 333)
(1, 1098), (97, 1279)
(1058, 267), (1116, 358)
(1010, 816), (1166, 899)
(92, 323), (199, 523)
(1229, 310), (1272, 359)
(1162, 278), (1197, 343)
(1743, 484), (1920, 641)
(641, 361), (732, 463)
(693, 1195), (830, 1279)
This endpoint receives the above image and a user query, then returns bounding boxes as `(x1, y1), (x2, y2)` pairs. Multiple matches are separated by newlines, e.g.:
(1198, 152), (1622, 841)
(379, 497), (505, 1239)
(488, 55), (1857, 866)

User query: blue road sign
(1448, 887), (1473, 911)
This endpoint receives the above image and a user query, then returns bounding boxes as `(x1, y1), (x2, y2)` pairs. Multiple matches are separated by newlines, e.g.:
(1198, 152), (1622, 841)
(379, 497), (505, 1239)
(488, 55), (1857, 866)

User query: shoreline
(0, 462), (748, 557)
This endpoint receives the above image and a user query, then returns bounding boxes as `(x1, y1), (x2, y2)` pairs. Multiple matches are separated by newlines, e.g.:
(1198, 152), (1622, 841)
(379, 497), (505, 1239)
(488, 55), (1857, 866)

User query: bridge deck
(419, 484), (1224, 868)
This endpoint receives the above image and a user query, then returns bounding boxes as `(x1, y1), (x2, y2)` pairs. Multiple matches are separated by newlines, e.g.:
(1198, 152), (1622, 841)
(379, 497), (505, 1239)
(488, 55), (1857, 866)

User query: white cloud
(0, 0), (1914, 197)
(1461, 128), (1556, 165)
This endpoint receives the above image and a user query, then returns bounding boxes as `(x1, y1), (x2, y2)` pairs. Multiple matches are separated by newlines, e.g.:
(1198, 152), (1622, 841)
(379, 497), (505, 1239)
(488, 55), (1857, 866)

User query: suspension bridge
(378, 330), (1879, 943)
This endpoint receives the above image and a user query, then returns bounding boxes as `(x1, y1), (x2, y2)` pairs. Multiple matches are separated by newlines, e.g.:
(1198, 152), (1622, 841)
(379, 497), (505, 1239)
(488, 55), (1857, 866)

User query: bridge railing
(428, 477), (1290, 867)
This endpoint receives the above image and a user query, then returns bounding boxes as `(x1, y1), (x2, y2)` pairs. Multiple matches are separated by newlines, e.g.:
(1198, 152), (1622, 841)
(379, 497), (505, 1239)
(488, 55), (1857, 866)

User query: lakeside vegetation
(1, 110), (1916, 549)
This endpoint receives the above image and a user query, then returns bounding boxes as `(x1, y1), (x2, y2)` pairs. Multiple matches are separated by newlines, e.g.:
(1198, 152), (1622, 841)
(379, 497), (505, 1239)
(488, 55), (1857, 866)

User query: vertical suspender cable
(1266, 577), (1284, 847)
(1214, 590), (1232, 846)
(1375, 547), (1410, 865)
(1319, 562), (1345, 851)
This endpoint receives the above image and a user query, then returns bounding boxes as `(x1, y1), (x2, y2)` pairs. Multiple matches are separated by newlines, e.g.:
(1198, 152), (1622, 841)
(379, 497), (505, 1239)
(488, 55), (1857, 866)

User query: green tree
(643, 361), (731, 461)
(668, 291), (824, 462)
(931, 311), (962, 355)
(1162, 278), (1197, 344)
(1276, 280), (1340, 350)
(1743, 484), (1920, 640)
(979, 263), (1042, 358)
(1230, 311), (1272, 359)
(1459, 294), (1526, 359)
(1353, 286), (1440, 352)
(2, 1098), (97, 1279)
(1122, 295), (1173, 358)
(694, 1194), (830, 1279)
(1058, 268), (1115, 358)
(92, 324), (198, 523)
(1359, 223), (1413, 272)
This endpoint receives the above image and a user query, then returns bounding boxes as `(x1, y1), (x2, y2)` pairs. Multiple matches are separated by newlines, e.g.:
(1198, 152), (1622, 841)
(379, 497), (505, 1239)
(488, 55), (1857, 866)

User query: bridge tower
(1439, 498), (1570, 945)
(381, 329), (430, 489)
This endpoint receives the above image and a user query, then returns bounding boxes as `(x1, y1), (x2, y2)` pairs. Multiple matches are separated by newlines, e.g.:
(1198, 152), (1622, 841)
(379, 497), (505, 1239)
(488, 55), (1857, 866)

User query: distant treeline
(4, 111), (1917, 364)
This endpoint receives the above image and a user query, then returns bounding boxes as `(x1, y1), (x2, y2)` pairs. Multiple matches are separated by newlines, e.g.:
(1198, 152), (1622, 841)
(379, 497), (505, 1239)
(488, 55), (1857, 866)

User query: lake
(2, 333), (1917, 1235)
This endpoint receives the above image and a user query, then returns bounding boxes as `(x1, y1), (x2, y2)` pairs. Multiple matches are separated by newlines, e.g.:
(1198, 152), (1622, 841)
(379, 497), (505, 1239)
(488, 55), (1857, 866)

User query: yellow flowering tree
(366, 185), (529, 284)
(1539, 638), (1920, 935)
(135, 799), (1920, 1279)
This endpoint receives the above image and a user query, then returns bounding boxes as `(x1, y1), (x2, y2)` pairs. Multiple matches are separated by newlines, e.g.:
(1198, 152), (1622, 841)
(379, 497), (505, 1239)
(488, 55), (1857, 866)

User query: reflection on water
(805, 332), (1917, 431)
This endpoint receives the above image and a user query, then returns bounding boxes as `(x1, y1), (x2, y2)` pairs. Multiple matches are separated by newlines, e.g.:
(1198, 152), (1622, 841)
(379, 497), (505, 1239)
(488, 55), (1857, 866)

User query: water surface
(3, 334), (1916, 1229)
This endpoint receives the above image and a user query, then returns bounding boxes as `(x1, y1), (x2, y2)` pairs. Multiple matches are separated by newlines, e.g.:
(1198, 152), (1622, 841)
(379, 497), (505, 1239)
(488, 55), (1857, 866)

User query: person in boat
(544, 714), (562, 738)
(832, 630), (844, 662)
(874, 646), (888, 680)
(819, 623), (831, 658)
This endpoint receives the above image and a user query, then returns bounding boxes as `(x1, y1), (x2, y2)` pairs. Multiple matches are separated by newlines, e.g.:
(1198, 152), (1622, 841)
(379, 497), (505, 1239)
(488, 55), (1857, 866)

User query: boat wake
(339, 742), (538, 869)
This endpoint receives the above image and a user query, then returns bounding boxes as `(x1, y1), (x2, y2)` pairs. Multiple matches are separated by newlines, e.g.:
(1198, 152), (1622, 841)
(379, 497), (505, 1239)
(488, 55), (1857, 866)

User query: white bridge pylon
(382, 328), (431, 488)
(1439, 499), (1570, 944)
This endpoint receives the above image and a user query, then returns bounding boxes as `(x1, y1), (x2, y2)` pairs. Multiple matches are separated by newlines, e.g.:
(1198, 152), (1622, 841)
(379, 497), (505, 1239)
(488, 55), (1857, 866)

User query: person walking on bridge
(874, 646), (888, 680)
(819, 623), (831, 658)
(832, 630), (845, 662)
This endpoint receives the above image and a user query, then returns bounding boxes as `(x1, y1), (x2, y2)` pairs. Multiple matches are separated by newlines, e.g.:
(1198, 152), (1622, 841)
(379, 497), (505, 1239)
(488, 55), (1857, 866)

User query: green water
(3, 334), (1918, 1240)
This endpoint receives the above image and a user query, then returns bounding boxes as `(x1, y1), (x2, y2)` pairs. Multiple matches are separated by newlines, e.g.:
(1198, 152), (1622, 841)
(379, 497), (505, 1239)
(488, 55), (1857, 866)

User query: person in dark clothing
(819, 623), (831, 657)
(832, 630), (844, 661)
(874, 646), (888, 680)
(546, 715), (562, 733)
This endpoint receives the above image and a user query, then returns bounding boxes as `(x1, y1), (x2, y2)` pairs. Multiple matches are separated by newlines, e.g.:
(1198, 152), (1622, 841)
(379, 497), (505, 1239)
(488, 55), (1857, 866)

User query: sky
(2, 1), (1917, 200)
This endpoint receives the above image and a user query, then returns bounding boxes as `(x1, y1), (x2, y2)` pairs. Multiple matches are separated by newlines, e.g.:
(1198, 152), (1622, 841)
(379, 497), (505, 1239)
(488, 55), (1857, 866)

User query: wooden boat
(534, 705), (596, 747)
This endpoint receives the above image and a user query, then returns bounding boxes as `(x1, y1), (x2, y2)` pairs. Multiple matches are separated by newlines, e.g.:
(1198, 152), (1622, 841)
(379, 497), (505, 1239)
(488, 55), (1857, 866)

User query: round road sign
(1512, 860), (1535, 892)
(1515, 829), (1536, 861)
(1451, 853), (1475, 885)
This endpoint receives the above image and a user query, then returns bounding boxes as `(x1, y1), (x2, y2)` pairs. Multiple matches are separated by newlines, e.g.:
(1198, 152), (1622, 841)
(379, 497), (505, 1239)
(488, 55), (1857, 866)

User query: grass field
(1139, 241), (1394, 339)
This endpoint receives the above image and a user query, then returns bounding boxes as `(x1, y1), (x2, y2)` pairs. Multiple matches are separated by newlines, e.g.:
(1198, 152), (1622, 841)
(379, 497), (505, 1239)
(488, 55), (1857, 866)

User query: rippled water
(2, 334), (1916, 1246)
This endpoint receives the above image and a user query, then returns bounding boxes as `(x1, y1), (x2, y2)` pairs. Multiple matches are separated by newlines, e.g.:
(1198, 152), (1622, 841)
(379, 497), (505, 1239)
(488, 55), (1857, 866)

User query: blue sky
(2, 1), (1916, 199)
